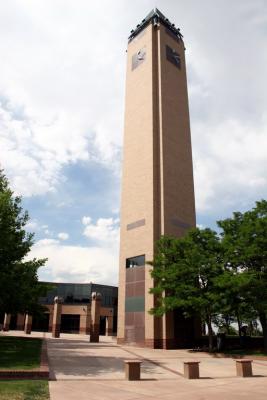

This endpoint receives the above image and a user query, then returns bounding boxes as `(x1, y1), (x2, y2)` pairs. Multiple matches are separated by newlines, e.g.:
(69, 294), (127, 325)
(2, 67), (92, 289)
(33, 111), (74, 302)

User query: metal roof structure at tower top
(128, 8), (183, 43)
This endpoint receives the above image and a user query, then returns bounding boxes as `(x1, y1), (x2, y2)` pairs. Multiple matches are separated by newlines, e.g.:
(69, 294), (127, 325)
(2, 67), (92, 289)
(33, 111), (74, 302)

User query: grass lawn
(0, 380), (49, 400)
(0, 336), (42, 370)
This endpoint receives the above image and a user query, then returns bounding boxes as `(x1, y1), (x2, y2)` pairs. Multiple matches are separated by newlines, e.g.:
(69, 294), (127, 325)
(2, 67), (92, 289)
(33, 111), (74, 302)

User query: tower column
(90, 292), (102, 342)
(52, 296), (63, 338)
(48, 310), (53, 332)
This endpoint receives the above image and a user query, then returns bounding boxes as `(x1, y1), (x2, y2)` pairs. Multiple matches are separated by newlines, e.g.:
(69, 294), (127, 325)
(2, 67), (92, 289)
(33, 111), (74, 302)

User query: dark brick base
(79, 327), (90, 335)
(52, 324), (60, 338)
(90, 324), (99, 342)
(0, 340), (49, 380)
(145, 338), (179, 349)
(118, 337), (180, 349)
(90, 334), (99, 342)
(0, 370), (49, 380)
(117, 338), (147, 347)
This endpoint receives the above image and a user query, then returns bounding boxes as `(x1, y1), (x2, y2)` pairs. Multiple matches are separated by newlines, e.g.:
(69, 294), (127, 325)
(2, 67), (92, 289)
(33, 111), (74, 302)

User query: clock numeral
(137, 50), (145, 60)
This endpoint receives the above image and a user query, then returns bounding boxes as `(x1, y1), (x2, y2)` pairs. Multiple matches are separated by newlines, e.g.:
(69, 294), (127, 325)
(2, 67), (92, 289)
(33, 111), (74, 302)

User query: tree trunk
(206, 317), (213, 352)
(236, 314), (242, 338)
(259, 312), (267, 352)
(202, 322), (206, 335)
(225, 316), (230, 335)
(249, 321), (253, 336)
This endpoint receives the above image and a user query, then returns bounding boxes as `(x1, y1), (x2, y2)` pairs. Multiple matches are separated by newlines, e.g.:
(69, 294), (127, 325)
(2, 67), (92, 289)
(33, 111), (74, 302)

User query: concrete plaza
(3, 331), (267, 399)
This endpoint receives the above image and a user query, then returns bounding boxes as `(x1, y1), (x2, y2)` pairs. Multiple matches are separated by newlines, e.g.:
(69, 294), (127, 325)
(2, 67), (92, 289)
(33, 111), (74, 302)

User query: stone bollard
(52, 296), (63, 338)
(90, 292), (102, 342)
(124, 360), (142, 380)
(24, 314), (32, 334)
(235, 359), (253, 377)
(183, 361), (200, 379)
(3, 313), (11, 331)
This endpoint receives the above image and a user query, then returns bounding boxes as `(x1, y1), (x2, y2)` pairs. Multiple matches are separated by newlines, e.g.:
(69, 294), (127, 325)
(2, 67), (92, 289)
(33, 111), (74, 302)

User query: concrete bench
(235, 359), (253, 377)
(124, 359), (142, 380)
(183, 361), (200, 379)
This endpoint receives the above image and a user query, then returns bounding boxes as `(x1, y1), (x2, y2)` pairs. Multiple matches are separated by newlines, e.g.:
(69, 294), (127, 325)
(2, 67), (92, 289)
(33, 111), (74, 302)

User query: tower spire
(128, 8), (183, 43)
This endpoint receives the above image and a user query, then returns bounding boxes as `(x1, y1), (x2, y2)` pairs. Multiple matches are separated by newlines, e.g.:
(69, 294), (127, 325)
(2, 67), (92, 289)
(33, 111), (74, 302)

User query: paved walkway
(3, 331), (267, 399)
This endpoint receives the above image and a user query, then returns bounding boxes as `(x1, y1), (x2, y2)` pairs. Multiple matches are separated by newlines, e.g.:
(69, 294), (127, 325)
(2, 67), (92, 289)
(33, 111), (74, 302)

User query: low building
(2, 282), (118, 336)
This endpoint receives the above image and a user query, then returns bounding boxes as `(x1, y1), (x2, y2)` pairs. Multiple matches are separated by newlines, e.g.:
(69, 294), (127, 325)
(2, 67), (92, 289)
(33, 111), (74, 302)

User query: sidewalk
(46, 333), (267, 400)
(3, 331), (267, 399)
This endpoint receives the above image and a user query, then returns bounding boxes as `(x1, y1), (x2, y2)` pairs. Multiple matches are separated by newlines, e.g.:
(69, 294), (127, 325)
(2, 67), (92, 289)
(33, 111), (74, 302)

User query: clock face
(172, 53), (181, 66)
(137, 49), (146, 60)
(132, 47), (146, 70)
(166, 45), (181, 69)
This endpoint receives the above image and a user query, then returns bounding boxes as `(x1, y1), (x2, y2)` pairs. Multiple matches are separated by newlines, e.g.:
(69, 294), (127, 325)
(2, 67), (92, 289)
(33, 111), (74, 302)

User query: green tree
(0, 169), (47, 316)
(214, 271), (254, 337)
(218, 200), (267, 350)
(212, 313), (237, 335)
(150, 228), (223, 351)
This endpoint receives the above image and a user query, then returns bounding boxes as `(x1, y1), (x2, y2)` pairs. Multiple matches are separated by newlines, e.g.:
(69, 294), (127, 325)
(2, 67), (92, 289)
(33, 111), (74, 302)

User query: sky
(0, 0), (267, 286)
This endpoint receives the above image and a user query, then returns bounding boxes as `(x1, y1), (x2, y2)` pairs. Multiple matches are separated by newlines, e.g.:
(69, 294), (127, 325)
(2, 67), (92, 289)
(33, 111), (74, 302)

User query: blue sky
(22, 162), (120, 246)
(1, 0), (267, 285)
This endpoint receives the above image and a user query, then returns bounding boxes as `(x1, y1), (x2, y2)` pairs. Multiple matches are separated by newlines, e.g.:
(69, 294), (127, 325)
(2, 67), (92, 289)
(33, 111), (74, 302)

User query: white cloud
(83, 217), (120, 246)
(58, 232), (69, 240)
(0, 0), (267, 238)
(32, 240), (118, 285)
(35, 238), (59, 247)
(0, 104), (63, 196)
(25, 219), (38, 231)
(0, 1), (125, 196)
(196, 224), (205, 230)
(193, 118), (267, 215)
(29, 216), (119, 284)
(25, 220), (54, 237)
(82, 216), (92, 226)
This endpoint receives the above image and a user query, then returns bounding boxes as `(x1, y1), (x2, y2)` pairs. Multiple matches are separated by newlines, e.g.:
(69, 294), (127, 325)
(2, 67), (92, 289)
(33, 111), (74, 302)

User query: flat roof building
(2, 282), (118, 336)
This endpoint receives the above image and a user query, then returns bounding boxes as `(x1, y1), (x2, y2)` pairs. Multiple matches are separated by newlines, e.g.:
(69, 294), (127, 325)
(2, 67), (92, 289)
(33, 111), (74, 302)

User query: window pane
(126, 255), (145, 268)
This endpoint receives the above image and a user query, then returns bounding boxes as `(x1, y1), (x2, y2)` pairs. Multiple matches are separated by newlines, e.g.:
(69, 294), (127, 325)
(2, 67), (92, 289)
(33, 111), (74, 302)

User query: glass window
(126, 255), (145, 268)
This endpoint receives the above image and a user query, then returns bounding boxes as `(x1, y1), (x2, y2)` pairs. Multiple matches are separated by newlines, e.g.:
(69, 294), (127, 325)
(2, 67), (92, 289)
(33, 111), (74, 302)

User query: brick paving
(3, 331), (267, 399)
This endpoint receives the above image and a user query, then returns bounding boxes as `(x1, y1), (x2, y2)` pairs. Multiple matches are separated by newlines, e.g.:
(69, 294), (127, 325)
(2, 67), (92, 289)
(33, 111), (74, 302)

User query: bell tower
(118, 9), (197, 348)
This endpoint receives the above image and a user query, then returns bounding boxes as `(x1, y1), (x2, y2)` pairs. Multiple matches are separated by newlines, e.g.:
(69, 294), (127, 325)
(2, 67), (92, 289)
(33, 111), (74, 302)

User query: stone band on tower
(118, 9), (197, 348)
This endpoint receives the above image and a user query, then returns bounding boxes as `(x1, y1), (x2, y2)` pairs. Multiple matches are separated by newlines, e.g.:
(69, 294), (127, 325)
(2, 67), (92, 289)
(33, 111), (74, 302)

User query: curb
(0, 340), (49, 380)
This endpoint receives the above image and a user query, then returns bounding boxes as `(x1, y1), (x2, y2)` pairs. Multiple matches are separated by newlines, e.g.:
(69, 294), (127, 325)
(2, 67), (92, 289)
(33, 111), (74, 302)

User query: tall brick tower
(118, 9), (197, 349)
